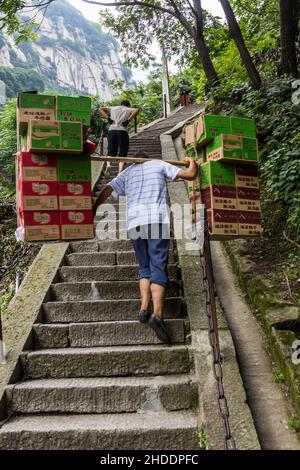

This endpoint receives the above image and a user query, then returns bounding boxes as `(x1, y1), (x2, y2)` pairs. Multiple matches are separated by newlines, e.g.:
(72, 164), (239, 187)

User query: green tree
(0, 0), (45, 42)
(0, 99), (17, 177)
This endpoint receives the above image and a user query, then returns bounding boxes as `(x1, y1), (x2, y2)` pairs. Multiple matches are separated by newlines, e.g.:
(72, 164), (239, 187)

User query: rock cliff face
(0, 0), (133, 99)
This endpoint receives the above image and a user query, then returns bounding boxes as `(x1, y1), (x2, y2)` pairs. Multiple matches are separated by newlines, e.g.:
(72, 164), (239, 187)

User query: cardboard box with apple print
(60, 210), (94, 240)
(58, 182), (92, 210)
(19, 210), (60, 241)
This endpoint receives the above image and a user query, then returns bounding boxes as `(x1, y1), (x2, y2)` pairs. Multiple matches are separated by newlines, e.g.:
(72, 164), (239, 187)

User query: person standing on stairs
(93, 156), (197, 343)
(99, 101), (139, 174)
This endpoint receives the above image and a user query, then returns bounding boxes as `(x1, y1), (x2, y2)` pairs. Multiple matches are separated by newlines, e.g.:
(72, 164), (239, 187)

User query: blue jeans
(130, 224), (170, 288)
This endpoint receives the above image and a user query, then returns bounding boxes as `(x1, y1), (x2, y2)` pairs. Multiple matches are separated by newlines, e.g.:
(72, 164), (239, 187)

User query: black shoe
(139, 309), (151, 323)
(149, 314), (170, 344)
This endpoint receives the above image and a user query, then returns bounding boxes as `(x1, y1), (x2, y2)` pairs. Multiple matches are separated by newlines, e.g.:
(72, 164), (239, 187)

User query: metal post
(164, 94), (167, 118)
(162, 47), (171, 117)
(134, 115), (138, 134)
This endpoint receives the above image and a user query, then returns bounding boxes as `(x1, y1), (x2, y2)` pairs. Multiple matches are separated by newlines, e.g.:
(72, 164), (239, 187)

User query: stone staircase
(0, 107), (202, 450)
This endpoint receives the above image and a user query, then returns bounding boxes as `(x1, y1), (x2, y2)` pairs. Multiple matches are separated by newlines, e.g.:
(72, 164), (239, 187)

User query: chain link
(199, 215), (237, 450)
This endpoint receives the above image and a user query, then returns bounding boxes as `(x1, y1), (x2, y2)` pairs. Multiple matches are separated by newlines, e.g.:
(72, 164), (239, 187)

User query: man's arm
(177, 157), (198, 181)
(99, 107), (110, 119)
(127, 108), (139, 122)
(93, 185), (113, 216)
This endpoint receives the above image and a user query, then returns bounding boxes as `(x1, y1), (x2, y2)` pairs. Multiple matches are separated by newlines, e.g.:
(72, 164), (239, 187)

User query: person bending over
(99, 101), (139, 174)
(93, 156), (197, 343)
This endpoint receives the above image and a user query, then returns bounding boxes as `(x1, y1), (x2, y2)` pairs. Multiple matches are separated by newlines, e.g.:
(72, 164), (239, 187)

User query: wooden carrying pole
(91, 155), (189, 167)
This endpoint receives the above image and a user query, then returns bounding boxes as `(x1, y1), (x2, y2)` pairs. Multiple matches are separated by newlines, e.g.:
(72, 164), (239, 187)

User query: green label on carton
(58, 155), (92, 182)
(57, 96), (91, 112)
(31, 122), (60, 150)
(242, 137), (258, 162)
(199, 115), (231, 145)
(200, 161), (236, 188)
(19, 93), (55, 109)
(28, 121), (83, 153)
(231, 116), (256, 138)
(60, 122), (82, 150)
(57, 110), (91, 126)
(206, 134), (243, 161)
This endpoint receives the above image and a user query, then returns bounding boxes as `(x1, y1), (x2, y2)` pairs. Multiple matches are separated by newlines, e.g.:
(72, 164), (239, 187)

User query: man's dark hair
(121, 100), (131, 107)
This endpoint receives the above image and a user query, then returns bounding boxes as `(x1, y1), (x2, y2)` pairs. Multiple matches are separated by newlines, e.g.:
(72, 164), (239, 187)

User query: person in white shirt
(93, 156), (197, 343)
(99, 101), (139, 173)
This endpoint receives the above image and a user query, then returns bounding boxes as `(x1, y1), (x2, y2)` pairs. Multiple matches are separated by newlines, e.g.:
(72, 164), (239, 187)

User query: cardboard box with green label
(196, 115), (231, 146)
(58, 154), (92, 183)
(196, 114), (256, 147)
(56, 96), (91, 126)
(27, 120), (83, 153)
(200, 161), (236, 189)
(17, 93), (56, 134)
(206, 134), (258, 163)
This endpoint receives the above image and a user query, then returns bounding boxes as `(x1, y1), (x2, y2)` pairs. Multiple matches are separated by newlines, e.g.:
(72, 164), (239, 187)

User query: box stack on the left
(16, 92), (94, 242)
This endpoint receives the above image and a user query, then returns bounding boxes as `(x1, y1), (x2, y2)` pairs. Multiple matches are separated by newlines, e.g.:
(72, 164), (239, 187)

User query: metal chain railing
(197, 208), (236, 450)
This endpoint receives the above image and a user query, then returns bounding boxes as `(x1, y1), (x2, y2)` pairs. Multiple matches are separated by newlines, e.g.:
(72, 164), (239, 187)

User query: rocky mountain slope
(0, 0), (133, 100)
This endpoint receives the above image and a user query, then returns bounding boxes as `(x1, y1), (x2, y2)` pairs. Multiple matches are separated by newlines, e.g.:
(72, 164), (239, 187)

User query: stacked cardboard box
(200, 161), (262, 237)
(17, 152), (60, 241)
(184, 113), (261, 238)
(58, 155), (94, 240)
(56, 96), (92, 125)
(16, 92), (94, 242)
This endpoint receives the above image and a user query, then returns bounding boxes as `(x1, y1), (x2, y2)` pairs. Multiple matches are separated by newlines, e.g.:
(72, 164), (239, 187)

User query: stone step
(5, 375), (198, 415)
(66, 252), (116, 266)
(59, 265), (178, 282)
(66, 250), (175, 266)
(43, 298), (184, 323)
(21, 345), (191, 379)
(0, 411), (198, 450)
(33, 319), (187, 349)
(70, 239), (175, 253)
(51, 280), (181, 301)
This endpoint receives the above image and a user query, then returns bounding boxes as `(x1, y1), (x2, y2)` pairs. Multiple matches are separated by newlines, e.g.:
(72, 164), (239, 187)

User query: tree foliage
(0, 99), (17, 177)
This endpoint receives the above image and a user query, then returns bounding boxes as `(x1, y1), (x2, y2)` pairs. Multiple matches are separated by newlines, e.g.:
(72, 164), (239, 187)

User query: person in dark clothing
(99, 100), (139, 173)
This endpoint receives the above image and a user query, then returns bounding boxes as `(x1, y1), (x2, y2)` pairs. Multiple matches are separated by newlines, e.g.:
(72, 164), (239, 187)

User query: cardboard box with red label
(58, 182), (92, 210)
(17, 152), (58, 182)
(19, 181), (58, 211)
(235, 164), (259, 189)
(19, 210), (60, 241)
(207, 209), (239, 237)
(201, 186), (237, 211)
(238, 211), (262, 236)
(237, 187), (261, 212)
(60, 210), (94, 240)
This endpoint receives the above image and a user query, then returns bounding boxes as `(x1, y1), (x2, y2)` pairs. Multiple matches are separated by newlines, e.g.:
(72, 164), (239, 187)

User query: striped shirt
(108, 160), (180, 230)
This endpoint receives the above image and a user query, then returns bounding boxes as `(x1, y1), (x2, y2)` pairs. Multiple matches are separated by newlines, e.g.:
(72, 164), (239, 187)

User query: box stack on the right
(186, 113), (261, 239)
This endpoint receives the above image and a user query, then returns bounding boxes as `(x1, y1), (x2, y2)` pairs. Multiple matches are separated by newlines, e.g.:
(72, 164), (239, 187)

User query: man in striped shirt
(93, 157), (197, 343)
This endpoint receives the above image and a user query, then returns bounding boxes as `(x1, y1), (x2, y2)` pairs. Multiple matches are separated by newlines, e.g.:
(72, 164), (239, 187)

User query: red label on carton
(20, 210), (60, 226)
(20, 181), (57, 197)
(201, 186), (237, 210)
(58, 182), (91, 197)
(238, 211), (261, 224)
(237, 187), (260, 200)
(19, 181), (58, 211)
(18, 152), (57, 168)
(207, 209), (239, 236)
(60, 210), (94, 225)
(235, 164), (259, 177)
